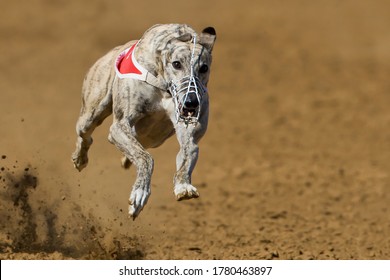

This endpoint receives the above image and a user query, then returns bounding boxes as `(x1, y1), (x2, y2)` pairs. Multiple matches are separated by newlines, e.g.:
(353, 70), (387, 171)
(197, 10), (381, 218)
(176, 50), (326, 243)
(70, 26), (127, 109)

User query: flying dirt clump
(0, 157), (39, 252)
(0, 156), (144, 259)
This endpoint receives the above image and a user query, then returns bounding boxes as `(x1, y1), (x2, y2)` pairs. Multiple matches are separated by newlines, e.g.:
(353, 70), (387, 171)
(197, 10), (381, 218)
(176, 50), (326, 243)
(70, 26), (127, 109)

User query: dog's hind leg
(108, 121), (153, 219)
(72, 99), (112, 171)
(72, 72), (113, 171)
(72, 49), (119, 171)
(72, 93), (112, 171)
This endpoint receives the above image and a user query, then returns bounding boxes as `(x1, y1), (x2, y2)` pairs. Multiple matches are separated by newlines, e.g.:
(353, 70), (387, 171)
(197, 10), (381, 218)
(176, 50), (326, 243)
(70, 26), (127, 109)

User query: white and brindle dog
(71, 24), (216, 219)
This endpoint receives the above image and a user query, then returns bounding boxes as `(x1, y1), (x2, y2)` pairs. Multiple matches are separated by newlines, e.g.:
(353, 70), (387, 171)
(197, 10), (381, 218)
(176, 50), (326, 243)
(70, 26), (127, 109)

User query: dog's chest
(133, 111), (175, 148)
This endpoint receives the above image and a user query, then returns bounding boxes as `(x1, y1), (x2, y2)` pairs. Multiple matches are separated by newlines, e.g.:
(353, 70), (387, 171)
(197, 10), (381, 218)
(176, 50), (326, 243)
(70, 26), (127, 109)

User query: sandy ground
(1, 0), (390, 260)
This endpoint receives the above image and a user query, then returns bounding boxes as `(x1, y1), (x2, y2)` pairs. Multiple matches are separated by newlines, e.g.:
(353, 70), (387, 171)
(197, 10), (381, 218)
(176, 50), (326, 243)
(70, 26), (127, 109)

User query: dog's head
(136, 24), (216, 124)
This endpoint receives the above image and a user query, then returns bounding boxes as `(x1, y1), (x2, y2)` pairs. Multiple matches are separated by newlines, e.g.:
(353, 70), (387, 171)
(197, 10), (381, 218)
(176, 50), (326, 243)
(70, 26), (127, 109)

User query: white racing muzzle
(169, 75), (207, 125)
(169, 35), (208, 125)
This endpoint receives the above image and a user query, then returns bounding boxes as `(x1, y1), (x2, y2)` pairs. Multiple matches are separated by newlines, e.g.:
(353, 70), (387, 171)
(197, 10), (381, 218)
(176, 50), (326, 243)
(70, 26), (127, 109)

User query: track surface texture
(1, 0), (390, 259)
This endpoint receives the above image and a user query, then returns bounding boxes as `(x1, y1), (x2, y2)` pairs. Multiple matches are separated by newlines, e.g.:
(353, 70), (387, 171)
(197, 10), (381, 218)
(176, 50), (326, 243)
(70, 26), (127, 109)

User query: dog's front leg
(173, 124), (201, 201)
(109, 120), (153, 219)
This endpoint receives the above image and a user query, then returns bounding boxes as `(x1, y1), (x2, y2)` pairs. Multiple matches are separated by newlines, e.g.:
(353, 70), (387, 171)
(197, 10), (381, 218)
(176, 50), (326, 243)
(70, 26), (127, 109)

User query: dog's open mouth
(182, 108), (196, 117)
(178, 106), (199, 124)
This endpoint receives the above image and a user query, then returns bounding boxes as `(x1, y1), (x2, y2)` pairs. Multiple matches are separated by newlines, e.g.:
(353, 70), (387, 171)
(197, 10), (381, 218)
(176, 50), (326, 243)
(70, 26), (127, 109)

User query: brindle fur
(71, 24), (216, 219)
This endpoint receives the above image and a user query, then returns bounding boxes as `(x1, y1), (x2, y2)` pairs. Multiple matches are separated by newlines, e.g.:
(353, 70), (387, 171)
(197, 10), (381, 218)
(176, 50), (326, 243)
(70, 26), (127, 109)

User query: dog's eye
(199, 64), (209, 74)
(172, 61), (182, 70)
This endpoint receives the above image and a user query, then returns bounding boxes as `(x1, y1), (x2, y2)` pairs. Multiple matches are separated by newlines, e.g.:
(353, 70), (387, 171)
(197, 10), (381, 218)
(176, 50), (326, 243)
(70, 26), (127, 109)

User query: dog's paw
(174, 183), (199, 201)
(121, 156), (132, 169)
(71, 152), (88, 172)
(129, 186), (151, 220)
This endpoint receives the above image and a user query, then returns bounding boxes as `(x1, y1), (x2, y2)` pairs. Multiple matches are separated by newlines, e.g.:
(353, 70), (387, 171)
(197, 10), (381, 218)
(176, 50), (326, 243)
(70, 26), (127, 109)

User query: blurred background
(1, 0), (390, 259)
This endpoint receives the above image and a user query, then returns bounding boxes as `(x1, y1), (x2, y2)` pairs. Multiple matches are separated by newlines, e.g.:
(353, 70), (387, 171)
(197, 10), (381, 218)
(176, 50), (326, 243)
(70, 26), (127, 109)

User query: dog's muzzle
(169, 75), (207, 125)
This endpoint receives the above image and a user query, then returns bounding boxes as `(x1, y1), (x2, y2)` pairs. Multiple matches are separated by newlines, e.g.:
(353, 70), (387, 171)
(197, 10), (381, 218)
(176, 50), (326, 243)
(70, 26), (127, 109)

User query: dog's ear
(199, 27), (216, 53)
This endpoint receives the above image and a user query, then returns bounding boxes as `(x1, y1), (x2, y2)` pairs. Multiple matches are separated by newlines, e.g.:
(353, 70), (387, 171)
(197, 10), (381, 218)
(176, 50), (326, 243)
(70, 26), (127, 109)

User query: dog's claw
(128, 186), (151, 220)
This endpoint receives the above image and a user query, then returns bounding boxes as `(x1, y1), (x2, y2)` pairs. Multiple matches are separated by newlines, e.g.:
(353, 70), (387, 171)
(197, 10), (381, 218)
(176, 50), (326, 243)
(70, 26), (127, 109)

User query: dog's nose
(184, 93), (199, 109)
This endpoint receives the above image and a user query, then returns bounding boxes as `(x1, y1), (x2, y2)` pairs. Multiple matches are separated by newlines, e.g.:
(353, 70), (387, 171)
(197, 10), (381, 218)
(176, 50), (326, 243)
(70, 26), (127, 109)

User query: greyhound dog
(71, 24), (216, 219)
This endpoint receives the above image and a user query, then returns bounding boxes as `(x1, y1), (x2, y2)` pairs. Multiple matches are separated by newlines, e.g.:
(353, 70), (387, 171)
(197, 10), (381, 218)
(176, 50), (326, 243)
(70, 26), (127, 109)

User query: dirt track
(1, 0), (390, 259)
